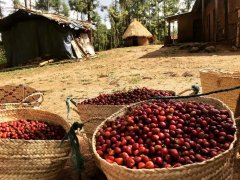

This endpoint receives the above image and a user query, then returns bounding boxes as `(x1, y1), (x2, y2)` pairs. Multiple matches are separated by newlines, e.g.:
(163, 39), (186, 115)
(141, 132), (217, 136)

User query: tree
(69, 0), (98, 21)
(35, 0), (49, 11)
(180, 0), (195, 13)
(12, 0), (20, 9)
(35, 0), (69, 16)
(92, 12), (111, 51)
(0, 0), (5, 18)
(61, 2), (69, 16)
(50, 0), (61, 13)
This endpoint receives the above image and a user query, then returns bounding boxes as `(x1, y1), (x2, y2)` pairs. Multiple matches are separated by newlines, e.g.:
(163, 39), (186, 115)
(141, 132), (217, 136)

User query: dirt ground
(0, 45), (239, 119)
(0, 45), (240, 179)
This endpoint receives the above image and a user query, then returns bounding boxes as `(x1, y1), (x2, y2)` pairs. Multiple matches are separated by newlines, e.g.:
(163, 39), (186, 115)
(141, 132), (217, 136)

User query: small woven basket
(0, 108), (71, 180)
(70, 90), (175, 140)
(200, 70), (240, 113)
(0, 84), (44, 109)
(92, 97), (237, 180)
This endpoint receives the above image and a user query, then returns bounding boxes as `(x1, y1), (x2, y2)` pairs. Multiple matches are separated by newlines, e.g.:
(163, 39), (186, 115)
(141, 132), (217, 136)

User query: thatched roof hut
(123, 19), (153, 46)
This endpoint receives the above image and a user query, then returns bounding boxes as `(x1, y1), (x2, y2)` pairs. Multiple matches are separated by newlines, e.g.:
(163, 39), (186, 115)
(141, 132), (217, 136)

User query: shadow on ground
(140, 44), (240, 59)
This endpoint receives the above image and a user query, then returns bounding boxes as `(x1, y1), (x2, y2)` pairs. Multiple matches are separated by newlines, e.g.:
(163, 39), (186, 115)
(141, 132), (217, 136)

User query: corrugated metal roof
(0, 8), (96, 31)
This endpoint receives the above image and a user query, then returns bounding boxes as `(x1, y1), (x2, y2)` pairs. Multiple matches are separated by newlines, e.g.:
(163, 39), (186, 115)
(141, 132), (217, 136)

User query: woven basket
(70, 90), (175, 140)
(0, 109), (71, 180)
(92, 97), (237, 180)
(233, 117), (240, 180)
(0, 84), (44, 109)
(200, 70), (240, 113)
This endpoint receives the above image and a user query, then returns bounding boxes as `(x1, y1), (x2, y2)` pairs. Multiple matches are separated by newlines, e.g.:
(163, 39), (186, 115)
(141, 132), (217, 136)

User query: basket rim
(0, 138), (69, 143)
(92, 96), (237, 172)
(70, 89), (176, 106)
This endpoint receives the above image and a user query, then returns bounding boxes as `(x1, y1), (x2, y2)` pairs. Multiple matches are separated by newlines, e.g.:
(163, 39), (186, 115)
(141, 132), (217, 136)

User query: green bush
(0, 46), (7, 65)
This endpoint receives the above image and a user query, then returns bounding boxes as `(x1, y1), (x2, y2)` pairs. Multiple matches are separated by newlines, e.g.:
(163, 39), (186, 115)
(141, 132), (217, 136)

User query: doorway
(132, 36), (138, 46)
(193, 19), (203, 42)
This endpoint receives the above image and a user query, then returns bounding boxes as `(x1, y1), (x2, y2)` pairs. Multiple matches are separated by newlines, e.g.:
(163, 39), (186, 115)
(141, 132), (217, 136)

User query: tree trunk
(29, 0), (31, 9)
(163, 0), (166, 36)
(24, 0), (27, 8)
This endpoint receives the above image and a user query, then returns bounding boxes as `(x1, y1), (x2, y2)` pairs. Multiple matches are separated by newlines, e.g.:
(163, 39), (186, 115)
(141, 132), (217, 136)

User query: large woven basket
(0, 84), (44, 109)
(92, 97), (237, 180)
(70, 90), (175, 140)
(0, 109), (71, 180)
(233, 117), (240, 179)
(200, 70), (240, 113)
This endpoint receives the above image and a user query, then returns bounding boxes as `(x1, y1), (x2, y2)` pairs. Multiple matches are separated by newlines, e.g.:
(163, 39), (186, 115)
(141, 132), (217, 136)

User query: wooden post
(29, 0), (31, 9)
(237, 9), (240, 47)
(215, 0), (218, 42)
(24, 0), (27, 8)
(202, 0), (205, 41)
(168, 21), (171, 37)
(237, 22), (240, 47)
(224, 0), (229, 40)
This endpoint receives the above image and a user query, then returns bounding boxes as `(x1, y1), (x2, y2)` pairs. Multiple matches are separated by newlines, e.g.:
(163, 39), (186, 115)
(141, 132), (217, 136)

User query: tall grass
(0, 46), (6, 65)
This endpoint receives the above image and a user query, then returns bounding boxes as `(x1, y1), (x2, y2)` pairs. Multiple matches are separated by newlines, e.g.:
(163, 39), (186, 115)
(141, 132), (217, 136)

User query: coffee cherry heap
(0, 119), (66, 140)
(81, 87), (175, 105)
(95, 100), (235, 169)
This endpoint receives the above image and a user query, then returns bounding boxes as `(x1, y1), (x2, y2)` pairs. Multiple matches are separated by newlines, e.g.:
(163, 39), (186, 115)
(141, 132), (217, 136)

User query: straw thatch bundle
(123, 19), (152, 39)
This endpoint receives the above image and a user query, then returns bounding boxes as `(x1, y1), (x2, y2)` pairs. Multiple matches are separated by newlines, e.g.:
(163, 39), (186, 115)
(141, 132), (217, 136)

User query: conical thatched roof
(123, 19), (153, 39)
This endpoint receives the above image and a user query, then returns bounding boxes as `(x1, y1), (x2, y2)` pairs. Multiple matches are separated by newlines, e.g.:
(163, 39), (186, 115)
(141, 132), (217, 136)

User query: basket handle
(66, 96), (81, 120)
(177, 85), (200, 96)
(21, 92), (44, 107)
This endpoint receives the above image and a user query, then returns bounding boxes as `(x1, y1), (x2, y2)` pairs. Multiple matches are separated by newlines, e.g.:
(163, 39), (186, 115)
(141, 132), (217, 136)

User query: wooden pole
(24, 0), (27, 8)
(29, 0), (31, 9)
(224, 0), (229, 40)
(202, 0), (205, 41)
(215, 0), (218, 42)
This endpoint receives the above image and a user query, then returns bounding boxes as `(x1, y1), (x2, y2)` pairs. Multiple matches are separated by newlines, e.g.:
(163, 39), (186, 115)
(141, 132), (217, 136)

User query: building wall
(175, 13), (201, 43)
(177, 14), (194, 42)
(124, 37), (149, 46)
(138, 37), (149, 46)
(203, 0), (216, 41)
(237, 2), (240, 47)
(2, 19), (75, 67)
(228, 0), (240, 47)
(216, 0), (226, 41)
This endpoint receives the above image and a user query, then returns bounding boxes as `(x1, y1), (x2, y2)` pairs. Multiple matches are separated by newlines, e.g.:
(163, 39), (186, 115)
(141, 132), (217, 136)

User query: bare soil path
(0, 45), (239, 120)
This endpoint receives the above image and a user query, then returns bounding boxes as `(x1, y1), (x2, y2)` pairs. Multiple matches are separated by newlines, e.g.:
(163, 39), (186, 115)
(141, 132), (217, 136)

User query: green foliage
(49, 0), (61, 13)
(61, 2), (70, 16)
(12, 0), (20, 9)
(0, 0), (6, 18)
(180, 0), (195, 13)
(69, 0), (88, 14)
(92, 12), (111, 51)
(68, 0), (98, 20)
(35, 0), (49, 11)
(35, 0), (70, 16)
(0, 46), (7, 65)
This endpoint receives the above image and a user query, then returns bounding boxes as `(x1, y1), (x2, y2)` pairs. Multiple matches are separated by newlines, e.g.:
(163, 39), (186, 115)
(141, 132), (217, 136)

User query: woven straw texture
(233, 117), (240, 180)
(0, 109), (71, 180)
(92, 97), (237, 180)
(71, 90), (175, 140)
(200, 70), (240, 112)
(0, 84), (43, 109)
